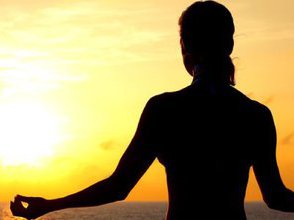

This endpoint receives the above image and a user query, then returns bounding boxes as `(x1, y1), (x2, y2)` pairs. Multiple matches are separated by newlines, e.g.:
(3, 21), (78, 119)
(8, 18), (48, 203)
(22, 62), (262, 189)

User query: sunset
(1, 0), (294, 219)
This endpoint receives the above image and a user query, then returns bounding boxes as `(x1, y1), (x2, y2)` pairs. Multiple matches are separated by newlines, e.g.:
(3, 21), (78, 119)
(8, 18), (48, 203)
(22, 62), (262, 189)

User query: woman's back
(152, 81), (268, 219)
(10, 2), (294, 220)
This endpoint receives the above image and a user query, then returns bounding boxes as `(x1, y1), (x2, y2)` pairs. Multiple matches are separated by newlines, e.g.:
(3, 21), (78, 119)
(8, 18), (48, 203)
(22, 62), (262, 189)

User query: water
(2, 202), (294, 219)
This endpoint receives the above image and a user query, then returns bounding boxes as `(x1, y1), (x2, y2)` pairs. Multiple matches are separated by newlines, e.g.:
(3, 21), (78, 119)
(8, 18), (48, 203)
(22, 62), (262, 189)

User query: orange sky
(0, 0), (294, 202)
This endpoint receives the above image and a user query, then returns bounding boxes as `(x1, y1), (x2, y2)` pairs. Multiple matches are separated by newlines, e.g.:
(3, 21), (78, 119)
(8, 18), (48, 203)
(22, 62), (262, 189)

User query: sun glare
(0, 101), (63, 166)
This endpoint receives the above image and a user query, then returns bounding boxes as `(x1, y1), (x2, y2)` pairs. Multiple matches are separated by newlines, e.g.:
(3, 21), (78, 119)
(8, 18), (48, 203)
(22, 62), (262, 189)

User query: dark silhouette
(10, 1), (294, 220)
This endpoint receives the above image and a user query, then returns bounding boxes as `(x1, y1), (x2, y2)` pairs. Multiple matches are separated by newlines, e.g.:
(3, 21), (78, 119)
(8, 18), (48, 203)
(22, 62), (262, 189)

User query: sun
(0, 101), (63, 166)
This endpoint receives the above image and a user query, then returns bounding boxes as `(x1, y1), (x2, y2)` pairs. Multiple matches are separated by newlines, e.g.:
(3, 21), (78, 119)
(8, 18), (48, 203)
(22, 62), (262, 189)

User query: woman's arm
(253, 106), (294, 211)
(11, 97), (160, 219)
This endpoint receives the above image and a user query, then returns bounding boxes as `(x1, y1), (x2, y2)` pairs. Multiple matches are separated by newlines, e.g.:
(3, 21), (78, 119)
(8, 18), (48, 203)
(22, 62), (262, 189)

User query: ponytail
(195, 55), (235, 85)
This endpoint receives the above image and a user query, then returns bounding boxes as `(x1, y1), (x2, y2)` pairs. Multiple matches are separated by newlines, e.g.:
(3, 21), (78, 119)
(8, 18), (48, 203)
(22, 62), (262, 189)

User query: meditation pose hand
(11, 195), (50, 219)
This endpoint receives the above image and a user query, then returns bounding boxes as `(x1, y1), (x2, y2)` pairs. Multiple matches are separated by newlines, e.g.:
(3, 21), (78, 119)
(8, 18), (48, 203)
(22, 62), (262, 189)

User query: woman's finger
(15, 194), (33, 203)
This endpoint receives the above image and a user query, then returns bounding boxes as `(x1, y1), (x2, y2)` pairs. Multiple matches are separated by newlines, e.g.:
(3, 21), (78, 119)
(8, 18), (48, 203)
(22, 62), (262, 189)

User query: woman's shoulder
(229, 87), (272, 117)
(148, 86), (273, 116)
(147, 87), (191, 106)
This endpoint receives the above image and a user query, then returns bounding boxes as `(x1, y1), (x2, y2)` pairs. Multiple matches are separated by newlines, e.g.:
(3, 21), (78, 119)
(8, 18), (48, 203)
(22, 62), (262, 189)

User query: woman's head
(179, 1), (235, 85)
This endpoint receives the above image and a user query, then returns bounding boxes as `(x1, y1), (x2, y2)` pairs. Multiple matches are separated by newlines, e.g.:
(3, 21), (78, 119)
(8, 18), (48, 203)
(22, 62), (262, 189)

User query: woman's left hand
(10, 195), (50, 219)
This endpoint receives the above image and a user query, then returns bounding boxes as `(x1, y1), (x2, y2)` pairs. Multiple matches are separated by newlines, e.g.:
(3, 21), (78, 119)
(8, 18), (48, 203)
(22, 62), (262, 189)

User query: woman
(10, 1), (294, 219)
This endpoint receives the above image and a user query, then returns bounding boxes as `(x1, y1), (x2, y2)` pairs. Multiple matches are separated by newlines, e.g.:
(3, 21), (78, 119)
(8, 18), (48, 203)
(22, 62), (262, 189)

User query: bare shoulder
(229, 86), (272, 115)
(147, 87), (189, 106)
(245, 96), (272, 119)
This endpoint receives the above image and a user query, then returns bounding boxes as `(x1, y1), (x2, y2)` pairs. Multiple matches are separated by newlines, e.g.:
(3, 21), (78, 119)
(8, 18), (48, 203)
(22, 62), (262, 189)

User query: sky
(0, 0), (294, 203)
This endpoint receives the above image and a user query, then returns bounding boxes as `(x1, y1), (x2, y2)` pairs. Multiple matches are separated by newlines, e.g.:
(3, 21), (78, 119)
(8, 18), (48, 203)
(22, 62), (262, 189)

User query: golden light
(0, 101), (63, 166)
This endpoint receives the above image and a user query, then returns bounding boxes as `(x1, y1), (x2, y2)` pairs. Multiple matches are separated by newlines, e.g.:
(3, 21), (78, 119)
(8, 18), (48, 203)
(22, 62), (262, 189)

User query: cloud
(244, 93), (274, 105)
(280, 132), (294, 146)
(263, 96), (274, 105)
(0, 0), (172, 68)
(218, 1), (294, 45)
(0, 0), (176, 99)
(99, 140), (117, 151)
(246, 92), (254, 98)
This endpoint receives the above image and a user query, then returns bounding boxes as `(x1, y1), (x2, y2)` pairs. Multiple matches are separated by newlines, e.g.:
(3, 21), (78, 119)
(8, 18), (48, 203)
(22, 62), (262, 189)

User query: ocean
(2, 202), (294, 219)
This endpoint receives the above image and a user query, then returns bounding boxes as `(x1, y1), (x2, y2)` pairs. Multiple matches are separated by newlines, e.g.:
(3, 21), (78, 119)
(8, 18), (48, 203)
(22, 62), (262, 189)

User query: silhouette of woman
(10, 1), (294, 219)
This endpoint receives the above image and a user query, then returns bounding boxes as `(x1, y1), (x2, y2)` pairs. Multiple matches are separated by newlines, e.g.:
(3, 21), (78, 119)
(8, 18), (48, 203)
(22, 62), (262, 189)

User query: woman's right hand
(10, 195), (51, 219)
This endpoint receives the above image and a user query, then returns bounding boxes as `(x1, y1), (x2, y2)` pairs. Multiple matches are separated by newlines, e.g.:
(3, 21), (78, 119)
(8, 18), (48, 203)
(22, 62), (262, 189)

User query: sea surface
(2, 202), (294, 219)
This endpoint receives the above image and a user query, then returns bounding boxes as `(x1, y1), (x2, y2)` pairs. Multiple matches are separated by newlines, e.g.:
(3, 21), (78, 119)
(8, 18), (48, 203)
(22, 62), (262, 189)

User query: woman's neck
(192, 72), (230, 86)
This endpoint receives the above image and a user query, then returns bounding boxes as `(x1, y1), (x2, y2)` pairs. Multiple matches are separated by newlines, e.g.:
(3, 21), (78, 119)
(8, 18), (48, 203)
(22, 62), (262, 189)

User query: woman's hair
(179, 1), (235, 85)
